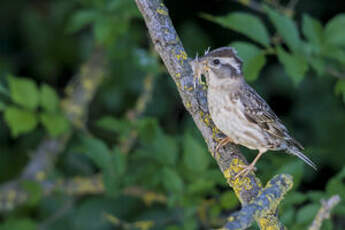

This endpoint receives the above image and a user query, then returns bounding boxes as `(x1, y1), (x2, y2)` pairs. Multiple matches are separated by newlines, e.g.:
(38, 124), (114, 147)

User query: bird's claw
(215, 137), (232, 152)
(234, 164), (256, 179)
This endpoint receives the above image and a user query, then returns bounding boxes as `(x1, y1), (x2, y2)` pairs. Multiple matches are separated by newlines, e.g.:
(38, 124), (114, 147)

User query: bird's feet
(234, 164), (257, 179)
(216, 137), (232, 152)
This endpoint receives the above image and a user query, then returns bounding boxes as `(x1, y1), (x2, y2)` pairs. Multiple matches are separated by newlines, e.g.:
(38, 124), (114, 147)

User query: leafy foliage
(0, 0), (344, 230)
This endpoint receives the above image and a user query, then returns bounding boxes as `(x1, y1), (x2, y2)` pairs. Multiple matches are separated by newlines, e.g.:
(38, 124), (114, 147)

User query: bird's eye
(212, 59), (220, 65)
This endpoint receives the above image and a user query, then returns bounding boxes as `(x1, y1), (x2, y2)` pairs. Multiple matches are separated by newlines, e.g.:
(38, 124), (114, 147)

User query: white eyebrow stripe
(218, 57), (242, 75)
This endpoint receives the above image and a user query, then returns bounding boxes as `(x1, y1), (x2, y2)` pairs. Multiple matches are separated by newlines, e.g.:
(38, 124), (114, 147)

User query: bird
(190, 47), (316, 178)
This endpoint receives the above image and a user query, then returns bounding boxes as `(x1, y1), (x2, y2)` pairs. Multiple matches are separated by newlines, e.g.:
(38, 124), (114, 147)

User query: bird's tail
(287, 147), (317, 170)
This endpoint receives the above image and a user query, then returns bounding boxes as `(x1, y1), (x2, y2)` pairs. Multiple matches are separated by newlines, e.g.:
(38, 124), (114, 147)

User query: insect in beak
(190, 56), (208, 88)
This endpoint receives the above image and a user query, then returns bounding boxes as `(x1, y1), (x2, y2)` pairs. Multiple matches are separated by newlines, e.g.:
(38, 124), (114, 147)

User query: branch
(23, 48), (106, 180)
(135, 0), (292, 229)
(232, 0), (264, 13)
(231, 0), (297, 17)
(0, 48), (106, 211)
(309, 195), (341, 230)
(121, 74), (154, 154)
(223, 174), (292, 230)
(0, 59), (161, 212)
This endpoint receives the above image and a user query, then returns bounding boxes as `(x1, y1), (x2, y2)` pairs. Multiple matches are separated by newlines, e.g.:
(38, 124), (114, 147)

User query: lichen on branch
(134, 0), (293, 229)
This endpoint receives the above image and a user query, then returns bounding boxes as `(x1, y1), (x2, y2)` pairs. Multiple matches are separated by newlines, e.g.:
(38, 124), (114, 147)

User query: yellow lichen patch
(211, 126), (218, 140)
(82, 78), (94, 91)
(185, 101), (191, 109)
(35, 171), (46, 181)
(143, 192), (166, 206)
(134, 221), (154, 230)
(176, 73), (181, 78)
(175, 50), (188, 65)
(104, 213), (121, 225)
(239, 0), (250, 5)
(223, 158), (259, 201)
(7, 190), (16, 203)
(227, 215), (234, 222)
(257, 217), (281, 230)
(176, 81), (181, 89)
(156, 8), (168, 15)
(203, 116), (210, 126)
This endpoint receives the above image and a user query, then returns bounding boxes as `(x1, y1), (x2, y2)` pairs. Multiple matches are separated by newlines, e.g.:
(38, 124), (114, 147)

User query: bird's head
(190, 47), (243, 88)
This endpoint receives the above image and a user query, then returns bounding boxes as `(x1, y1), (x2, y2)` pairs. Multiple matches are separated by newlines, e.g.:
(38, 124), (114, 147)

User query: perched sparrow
(190, 47), (316, 178)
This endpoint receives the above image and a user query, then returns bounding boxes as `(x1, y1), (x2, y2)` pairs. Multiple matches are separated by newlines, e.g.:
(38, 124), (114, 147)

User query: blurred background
(0, 0), (344, 229)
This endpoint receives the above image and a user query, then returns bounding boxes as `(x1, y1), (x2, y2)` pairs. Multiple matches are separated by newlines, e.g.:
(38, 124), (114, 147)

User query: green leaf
(154, 134), (178, 166)
(4, 106), (38, 137)
(21, 180), (43, 206)
(80, 136), (119, 195)
(282, 192), (307, 207)
(308, 56), (325, 76)
(187, 179), (215, 196)
(220, 191), (239, 209)
(202, 13), (270, 47)
(264, 6), (301, 52)
(296, 203), (319, 224)
(8, 75), (39, 109)
(307, 191), (325, 202)
(326, 166), (345, 199)
(40, 113), (70, 137)
(96, 116), (131, 134)
(80, 135), (111, 170)
(136, 118), (160, 144)
(276, 47), (309, 85)
(280, 208), (295, 225)
(40, 84), (59, 112)
(66, 9), (98, 33)
(0, 218), (37, 230)
(73, 197), (131, 230)
(94, 16), (128, 45)
(0, 101), (6, 111)
(112, 147), (127, 176)
(335, 79), (345, 95)
(325, 14), (345, 46)
(231, 42), (266, 81)
(183, 133), (210, 172)
(0, 83), (9, 96)
(302, 14), (324, 50)
(162, 167), (183, 193)
(134, 48), (160, 74)
(335, 79), (345, 105)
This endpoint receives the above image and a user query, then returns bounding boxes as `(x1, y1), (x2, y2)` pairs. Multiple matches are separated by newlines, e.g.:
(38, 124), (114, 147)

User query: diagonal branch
(134, 0), (292, 229)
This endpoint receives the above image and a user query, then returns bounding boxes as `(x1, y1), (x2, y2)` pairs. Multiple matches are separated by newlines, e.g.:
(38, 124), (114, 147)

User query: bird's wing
(238, 84), (304, 150)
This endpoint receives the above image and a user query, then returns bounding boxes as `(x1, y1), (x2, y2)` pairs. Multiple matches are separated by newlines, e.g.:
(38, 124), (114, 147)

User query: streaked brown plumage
(190, 47), (316, 177)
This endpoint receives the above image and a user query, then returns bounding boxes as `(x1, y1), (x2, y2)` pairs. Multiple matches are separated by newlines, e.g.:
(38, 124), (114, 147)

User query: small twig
(123, 186), (166, 205)
(308, 195), (341, 230)
(232, 0), (296, 17)
(122, 74), (154, 154)
(38, 199), (74, 230)
(104, 213), (155, 230)
(232, 0), (264, 13)
(327, 67), (345, 79)
(286, 0), (299, 11)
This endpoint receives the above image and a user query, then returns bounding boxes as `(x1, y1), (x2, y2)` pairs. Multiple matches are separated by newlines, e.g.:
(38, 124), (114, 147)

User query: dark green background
(0, 0), (344, 229)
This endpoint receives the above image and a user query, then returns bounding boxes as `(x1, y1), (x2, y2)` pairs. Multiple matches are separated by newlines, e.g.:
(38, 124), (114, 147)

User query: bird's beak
(190, 56), (208, 88)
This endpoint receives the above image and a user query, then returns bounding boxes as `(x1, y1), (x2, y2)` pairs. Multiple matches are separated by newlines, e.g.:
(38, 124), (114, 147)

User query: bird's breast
(207, 88), (269, 150)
